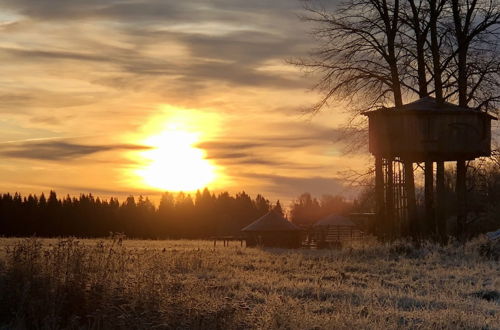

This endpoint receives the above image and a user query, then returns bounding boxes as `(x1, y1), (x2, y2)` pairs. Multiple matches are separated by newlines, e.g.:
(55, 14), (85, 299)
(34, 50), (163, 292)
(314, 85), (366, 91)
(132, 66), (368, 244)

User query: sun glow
(134, 107), (219, 192)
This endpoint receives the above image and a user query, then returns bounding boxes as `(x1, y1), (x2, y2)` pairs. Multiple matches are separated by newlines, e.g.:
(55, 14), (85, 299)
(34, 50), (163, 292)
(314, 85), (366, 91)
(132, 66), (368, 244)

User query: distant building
(349, 213), (375, 231)
(314, 214), (355, 227)
(312, 214), (364, 248)
(241, 210), (302, 248)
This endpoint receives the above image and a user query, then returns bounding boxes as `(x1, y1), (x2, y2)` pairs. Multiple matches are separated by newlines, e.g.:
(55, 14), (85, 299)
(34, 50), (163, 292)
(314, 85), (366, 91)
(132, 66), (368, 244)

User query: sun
(134, 107), (219, 192)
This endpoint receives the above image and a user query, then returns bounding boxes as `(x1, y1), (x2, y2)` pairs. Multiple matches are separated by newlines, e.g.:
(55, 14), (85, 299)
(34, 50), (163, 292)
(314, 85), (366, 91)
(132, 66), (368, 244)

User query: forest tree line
(1, 159), (499, 239)
(0, 188), (356, 239)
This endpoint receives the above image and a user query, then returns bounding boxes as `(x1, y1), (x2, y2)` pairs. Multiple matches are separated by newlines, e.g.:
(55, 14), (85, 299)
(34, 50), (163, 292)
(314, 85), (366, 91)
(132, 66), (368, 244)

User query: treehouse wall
(368, 111), (492, 161)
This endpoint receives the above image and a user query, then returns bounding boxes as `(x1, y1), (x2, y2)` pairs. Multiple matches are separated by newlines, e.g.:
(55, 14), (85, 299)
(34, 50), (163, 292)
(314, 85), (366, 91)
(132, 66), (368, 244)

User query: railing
(302, 225), (365, 249)
(210, 236), (245, 247)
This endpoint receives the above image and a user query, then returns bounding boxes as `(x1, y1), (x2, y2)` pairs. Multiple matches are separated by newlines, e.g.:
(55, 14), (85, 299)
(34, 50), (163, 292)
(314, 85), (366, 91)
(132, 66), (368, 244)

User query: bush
(478, 240), (500, 261)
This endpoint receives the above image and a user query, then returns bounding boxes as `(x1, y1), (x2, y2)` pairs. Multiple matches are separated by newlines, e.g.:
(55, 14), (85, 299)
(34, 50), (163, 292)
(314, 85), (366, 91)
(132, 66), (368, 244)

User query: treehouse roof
(363, 96), (496, 119)
(241, 209), (301, 232)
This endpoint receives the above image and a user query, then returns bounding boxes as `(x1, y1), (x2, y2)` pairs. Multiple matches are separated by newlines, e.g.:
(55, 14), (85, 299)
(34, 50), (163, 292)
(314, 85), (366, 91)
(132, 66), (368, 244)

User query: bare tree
(298, 0), (500, 240)
(298, 0), (421, 239)
(298, 0), (409, 114)
(448, 0), (500, 239)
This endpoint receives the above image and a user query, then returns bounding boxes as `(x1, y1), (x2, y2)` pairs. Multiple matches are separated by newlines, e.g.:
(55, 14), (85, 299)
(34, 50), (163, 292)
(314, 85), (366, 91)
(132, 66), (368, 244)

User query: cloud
(0, 0), (313, 90)
(0, 0), (303, 25)
(196, 123), (343, 171)
(197, 141), (265, 151)
(0, 47), (111, 63)
(239, 172), (349, 201)
(0, 1), (192, 22)
(0, 0), (364, 202)
(181, 30), (303, 65)
(0, 90), (104, 114)
(198, 122), (342, 152)
(0, 33), (307, 91)
(0, 139), (150, 161)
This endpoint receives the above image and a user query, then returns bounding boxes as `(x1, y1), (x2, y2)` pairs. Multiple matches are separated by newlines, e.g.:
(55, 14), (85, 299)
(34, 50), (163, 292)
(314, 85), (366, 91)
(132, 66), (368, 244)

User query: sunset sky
(0, 0), (369, 204)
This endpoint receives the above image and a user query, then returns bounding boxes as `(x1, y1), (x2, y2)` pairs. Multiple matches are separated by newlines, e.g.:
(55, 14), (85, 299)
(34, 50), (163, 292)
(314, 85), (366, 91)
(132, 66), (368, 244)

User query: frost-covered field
(0, 237), (498, 329)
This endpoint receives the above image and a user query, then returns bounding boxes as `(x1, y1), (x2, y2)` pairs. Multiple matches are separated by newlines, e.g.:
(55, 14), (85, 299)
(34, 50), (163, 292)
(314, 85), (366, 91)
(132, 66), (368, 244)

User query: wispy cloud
(0, 139), (150, 161)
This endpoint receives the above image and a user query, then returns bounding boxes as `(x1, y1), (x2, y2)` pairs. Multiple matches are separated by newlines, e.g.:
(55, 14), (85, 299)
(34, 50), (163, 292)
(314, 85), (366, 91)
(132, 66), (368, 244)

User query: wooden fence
(303, 225), (365, 249)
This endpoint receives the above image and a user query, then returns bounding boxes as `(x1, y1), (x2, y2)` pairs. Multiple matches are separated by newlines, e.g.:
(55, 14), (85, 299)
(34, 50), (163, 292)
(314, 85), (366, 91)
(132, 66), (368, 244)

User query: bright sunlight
(134, 106), (220, 192)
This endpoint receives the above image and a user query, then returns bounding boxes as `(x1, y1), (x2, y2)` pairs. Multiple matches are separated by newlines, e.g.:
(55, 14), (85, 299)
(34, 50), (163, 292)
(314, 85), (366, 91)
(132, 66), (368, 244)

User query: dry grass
(0, 236), (498, 329)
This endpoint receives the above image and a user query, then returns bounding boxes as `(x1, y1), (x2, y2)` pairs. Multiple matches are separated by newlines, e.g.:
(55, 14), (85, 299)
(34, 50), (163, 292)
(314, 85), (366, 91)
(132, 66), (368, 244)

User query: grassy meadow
(0, 237), (498, 329)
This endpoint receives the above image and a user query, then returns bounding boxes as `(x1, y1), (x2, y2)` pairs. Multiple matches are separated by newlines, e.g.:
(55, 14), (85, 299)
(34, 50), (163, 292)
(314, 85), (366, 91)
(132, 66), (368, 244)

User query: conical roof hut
(242, 209), (301, 232)
(241, 210), (302, 248)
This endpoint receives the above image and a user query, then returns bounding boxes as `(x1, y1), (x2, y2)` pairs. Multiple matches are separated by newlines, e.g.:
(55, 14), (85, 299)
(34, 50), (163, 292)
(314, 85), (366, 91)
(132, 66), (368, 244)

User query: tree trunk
(429, 0), (443, 102)
(451, 0), (469, 241)
(456, 160), (467, 240)
(408, 0), (432, 97)
(457, 50), (468, 106)
(451, 0), (468, 107)
(403, 161), (417, 238)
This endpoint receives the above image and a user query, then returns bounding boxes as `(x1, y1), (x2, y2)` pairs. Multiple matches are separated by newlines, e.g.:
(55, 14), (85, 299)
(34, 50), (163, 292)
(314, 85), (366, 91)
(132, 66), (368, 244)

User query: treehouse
(241, 210), (302, 248)
(364, 97), (495, 161)
(363, 96), (497, 238)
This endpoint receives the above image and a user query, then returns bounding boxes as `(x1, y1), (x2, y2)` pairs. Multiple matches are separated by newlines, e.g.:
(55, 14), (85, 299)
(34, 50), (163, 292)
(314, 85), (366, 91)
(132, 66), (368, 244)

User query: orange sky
(0, 0), (370, 204)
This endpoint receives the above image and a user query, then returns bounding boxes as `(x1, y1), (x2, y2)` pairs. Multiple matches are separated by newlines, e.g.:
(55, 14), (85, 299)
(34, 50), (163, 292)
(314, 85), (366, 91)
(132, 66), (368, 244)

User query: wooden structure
(312, 214), (364, 249)
(241, 210), (302, 248)
(365, 97), (494, 161)
(349, 213), (375, 231)
(363, 96), (496, 238)
(211, 236), (245, 247)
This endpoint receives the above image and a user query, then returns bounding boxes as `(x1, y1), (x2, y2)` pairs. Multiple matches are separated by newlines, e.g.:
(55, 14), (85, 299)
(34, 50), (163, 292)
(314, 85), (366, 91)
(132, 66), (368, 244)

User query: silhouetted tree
(299, 0), (500, 240)
(290, 193), (321, 226)
(274, 200), (285, 218)
(290, 193), (353, 226)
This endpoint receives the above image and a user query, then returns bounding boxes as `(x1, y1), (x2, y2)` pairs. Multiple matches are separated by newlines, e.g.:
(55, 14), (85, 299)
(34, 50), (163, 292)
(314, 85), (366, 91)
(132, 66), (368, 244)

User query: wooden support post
(375, 156), (385, 237)
(386, 158), (395, 239)
(398, 161), (406, 237)
(425, 161), (435, 236)
(436, 161), (446, 243)
(456, 160), (467, 240)
(394, 161), (402, 237)
(403, 161), (418, 239)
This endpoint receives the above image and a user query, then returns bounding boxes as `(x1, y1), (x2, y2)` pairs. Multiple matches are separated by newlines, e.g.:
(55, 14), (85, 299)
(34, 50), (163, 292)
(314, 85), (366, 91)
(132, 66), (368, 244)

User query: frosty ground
(0, 237), (498, 329)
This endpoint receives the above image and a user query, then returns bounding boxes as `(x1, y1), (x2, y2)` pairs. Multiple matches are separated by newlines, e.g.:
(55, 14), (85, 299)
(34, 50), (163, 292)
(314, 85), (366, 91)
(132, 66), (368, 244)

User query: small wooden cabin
(364, 97), (495, 161)
(349, 213), (375, 231)
(313, 215), (364, 248)
(241, 210), (302, 248)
